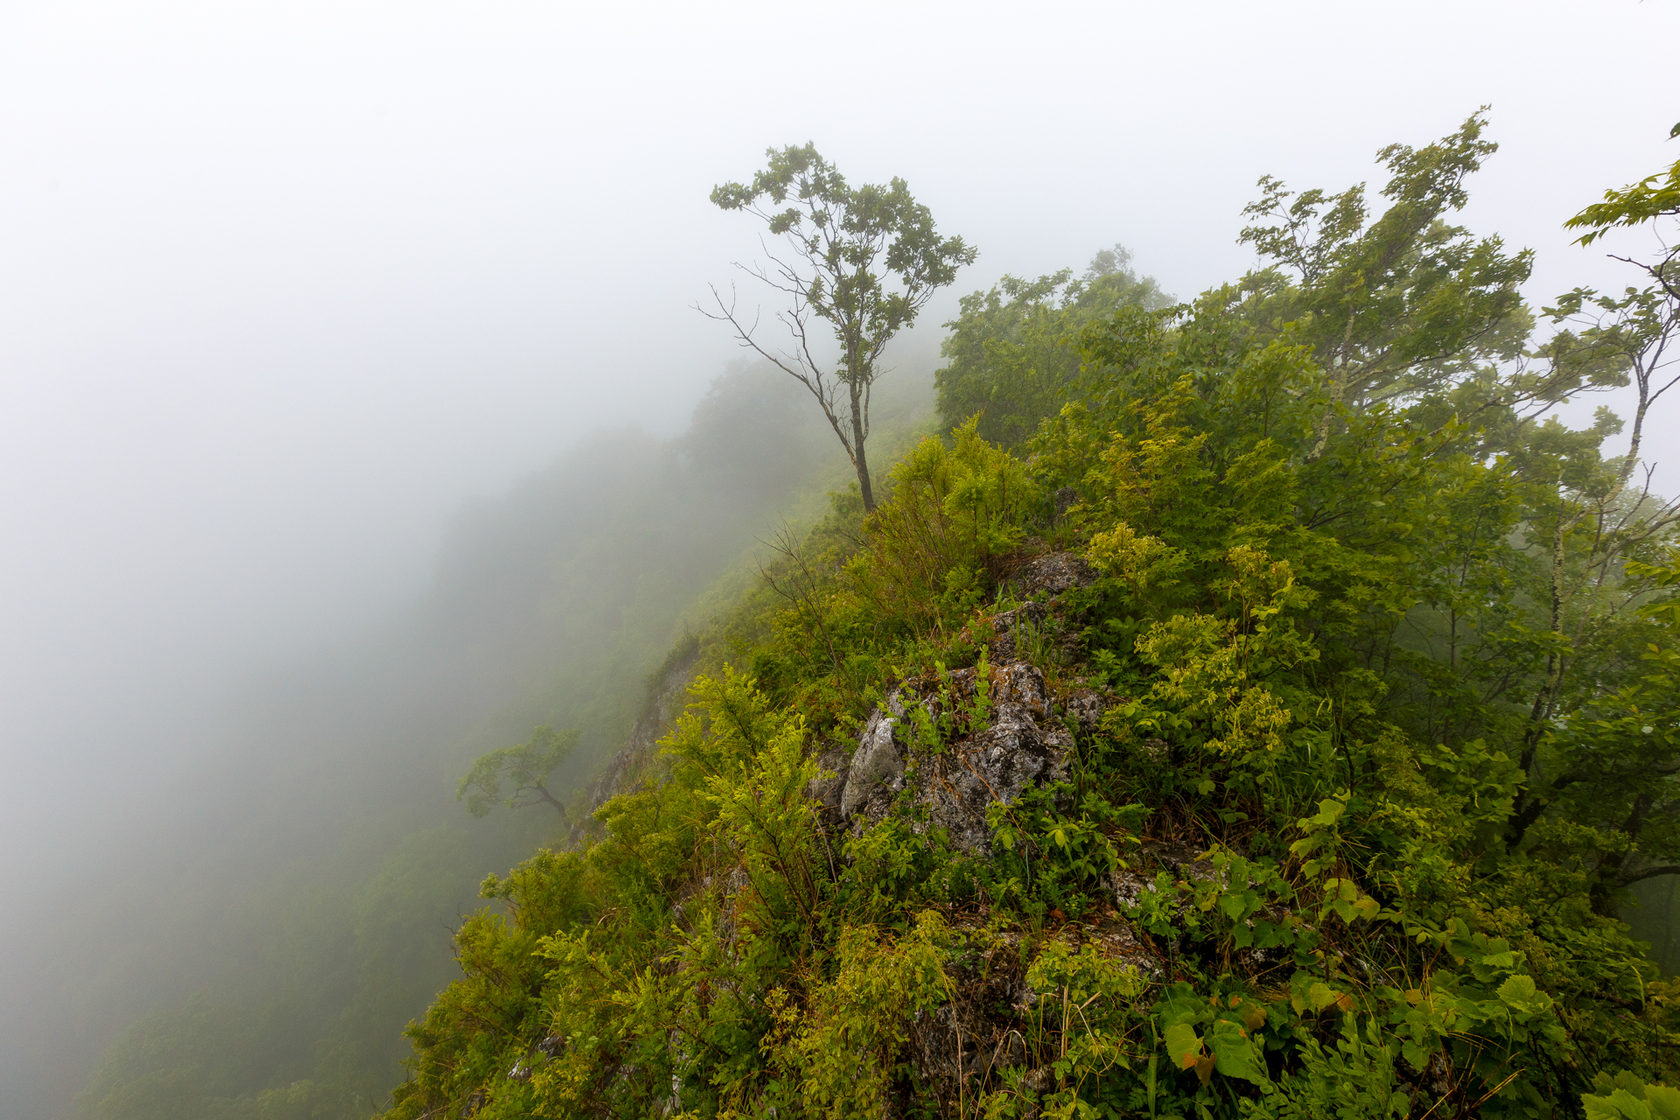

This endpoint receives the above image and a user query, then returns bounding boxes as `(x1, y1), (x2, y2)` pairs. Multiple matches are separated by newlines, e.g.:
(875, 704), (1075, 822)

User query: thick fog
(2, 2), (1676, 1117)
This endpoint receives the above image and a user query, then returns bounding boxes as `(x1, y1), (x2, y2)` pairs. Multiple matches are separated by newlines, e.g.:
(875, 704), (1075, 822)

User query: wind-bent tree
(1502, 126), (1680, 870)
(457, 726), (577, 821)
(1233, 110), (1534, 452)
(705, 144), (977, 512)
(1554, 123), (1680, 487)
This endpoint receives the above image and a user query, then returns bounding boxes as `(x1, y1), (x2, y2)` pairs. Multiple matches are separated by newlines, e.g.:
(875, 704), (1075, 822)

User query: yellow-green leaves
(1289, 794), (1349, 879)
(1084, 521), (1182, 593)
(847, 421), (1037, 639)
(1158, 985), (1270, 1090)
(771, 913), (954, 1120)
(1566, 149), (1680, 247)
(1320, 876), (1382, 924)
(1582, 1073), (1680, 1120)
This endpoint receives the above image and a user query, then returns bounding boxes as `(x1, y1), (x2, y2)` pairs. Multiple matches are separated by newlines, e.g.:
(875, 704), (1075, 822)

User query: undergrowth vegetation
(382, 118), (1680, 1118)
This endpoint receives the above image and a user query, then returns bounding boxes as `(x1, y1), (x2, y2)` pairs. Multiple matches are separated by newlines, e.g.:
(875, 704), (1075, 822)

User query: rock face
(840, 706), (905, 819)
(1007, 550), (1096, 598)
(827, 658), (1077, 856)
(819, 552), (1106, 855)
(984, 600), (1050, 663)
(575, 638), (701, 842)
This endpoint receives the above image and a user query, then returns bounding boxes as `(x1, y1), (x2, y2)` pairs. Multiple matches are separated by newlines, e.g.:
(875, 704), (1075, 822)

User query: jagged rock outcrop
(817, 550), (1104, 855)
(823, 659), (1077, 856)
(1006, 549), (1096, 599)
(573, 638), (701, 843)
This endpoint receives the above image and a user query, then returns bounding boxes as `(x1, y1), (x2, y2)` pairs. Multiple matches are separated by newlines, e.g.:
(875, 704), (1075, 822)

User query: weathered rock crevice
(572, 637), (702, 843)
(813, 550), (1105, 856)
(812, 658), (1076, 856)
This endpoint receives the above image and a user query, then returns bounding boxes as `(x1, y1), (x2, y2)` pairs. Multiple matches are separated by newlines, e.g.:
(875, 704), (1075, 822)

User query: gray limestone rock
(805, 741), (851, 818)
(836, 659), (1074, 856)
(840, 707), (905, 819)
(919, 697), (1072, 855)
(1008, 550), (1096, 598)
(986, 600), (1050, 662)
(1063, 689), (1108, 736)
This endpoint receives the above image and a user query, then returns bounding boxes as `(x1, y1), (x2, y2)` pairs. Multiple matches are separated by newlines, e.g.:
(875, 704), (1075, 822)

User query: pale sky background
(1, 0), (1676, 1112)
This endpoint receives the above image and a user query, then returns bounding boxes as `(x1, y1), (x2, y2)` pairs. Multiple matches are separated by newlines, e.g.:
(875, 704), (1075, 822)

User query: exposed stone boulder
(985, 600), (1050, 662)
(805, 741), (852, 818)
(1062, 688), (1108, 737)
(840, 705), (907, 819)
(1006, 550), (1096, 599)
(919, 665), (1070, 855)
(818, 544), (1110, 851)
(983, 550), (1096, 665)
(829, 659), (1077, 856)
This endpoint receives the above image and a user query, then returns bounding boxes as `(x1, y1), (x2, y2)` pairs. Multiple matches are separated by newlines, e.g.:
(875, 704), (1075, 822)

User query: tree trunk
(849, 381), (875, 512)
(1507, 498), (1570, 849)
(854, 441), (875, 512)
(536, 784), (570, 822)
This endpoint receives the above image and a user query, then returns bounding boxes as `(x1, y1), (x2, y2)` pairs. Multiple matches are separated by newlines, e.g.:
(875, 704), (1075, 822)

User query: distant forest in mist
(16, 360), (930, 1120)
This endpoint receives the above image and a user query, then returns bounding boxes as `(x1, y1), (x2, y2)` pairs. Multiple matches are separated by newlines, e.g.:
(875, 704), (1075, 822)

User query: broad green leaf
(1648, 1086), (1680, 1120)
(1207, 1018), (1266, 1085)
(1496, 974), (1546, 1016)
(1163, 1021), (1202, 1068)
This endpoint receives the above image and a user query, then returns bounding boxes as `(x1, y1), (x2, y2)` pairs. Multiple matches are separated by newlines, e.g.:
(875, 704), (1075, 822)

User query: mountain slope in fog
(50, 364), (869, 1120)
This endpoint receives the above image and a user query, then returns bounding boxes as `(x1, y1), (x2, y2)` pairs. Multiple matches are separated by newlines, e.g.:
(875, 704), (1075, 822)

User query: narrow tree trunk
(854, 441), (875, 512)
(535, 784), (570, 822)
(1507, 499), (1570, 848)
(849, 381), (875, 512)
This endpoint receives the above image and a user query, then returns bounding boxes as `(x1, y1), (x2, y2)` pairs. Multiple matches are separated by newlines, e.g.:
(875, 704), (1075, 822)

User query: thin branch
(1620, 864), (1680, 887)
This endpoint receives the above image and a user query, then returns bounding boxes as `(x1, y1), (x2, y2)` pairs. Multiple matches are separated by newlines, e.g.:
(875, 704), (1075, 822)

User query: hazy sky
(1, 1), (1676, 1108)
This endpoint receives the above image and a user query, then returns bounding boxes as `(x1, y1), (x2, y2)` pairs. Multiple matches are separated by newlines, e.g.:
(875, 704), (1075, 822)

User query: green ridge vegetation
(382, 118), (1680, 1119)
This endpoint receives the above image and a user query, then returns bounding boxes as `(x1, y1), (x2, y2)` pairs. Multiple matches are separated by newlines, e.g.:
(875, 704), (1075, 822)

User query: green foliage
(761, 913), (954, 1119)
(848, 420), (1039, 640)
(1566, 137), (1680, 249)
(937, 246), (1171, 444)
(708, 143), (978, 511)
(381, 119), (1680, 1120)
(988, 786), (1129, 918)
(1233, 109), (1534, 426)
(1583, 1073), (1680, 1120)
(456, 726), (578, 820)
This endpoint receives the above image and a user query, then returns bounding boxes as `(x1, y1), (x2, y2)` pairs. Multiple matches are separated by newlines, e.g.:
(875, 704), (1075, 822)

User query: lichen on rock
(829, 658), (1080, 856)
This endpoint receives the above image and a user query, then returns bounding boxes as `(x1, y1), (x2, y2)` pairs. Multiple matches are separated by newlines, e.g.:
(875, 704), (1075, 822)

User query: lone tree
(705, 144), (977, 512)
(456, 726), (577, 822)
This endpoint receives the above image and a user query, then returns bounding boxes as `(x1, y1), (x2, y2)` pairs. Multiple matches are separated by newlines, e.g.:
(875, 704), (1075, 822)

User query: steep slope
(65, 365), (860, 1120)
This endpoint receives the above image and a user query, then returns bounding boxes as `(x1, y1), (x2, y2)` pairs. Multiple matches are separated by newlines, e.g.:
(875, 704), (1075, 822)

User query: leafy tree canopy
(936, 244), (1171, 445)
(1230, 109), (1535, 449)
(456, 726), (577, 821)
(705, 143), (977, 511)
